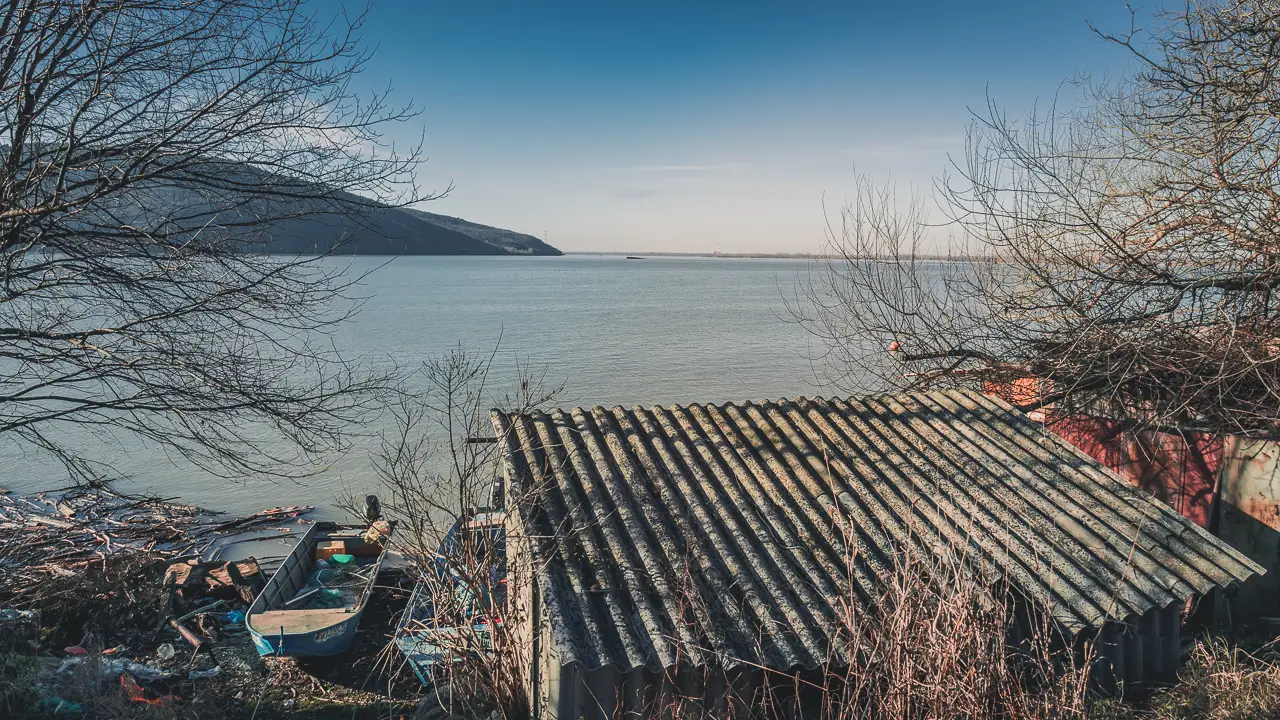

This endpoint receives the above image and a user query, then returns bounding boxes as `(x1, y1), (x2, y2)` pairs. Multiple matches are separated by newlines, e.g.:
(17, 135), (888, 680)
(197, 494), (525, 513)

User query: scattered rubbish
(166, 617), (204, 649)
(0, 490), (344, 716)
(0, 608), (38, 651)
(41, 696), (84, 714)
(165, 558), (267, 607)
(54, 656), (175, 683)
(175, 599), (226, 623)
(115, 660), (173, 681)
(218, 561), (266, 604)
(120, 672), (177, 705)
(0, 608), (38, 622)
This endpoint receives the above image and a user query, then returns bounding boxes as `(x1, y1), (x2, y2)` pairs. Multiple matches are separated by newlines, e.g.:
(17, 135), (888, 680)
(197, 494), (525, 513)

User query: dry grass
(586, 538), (1097, 719)
(1091, 638), (1280, 720)
(816, 545), (1092, 720)
(0, 649), (43, 718)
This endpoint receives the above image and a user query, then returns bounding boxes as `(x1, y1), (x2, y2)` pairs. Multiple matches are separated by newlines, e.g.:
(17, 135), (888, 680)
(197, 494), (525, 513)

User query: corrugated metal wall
(1090, 605), (1183, 691)
(541, 660), (831, 720)
(986, 382), (1280, 625)
(1039, 419), (1280, 623)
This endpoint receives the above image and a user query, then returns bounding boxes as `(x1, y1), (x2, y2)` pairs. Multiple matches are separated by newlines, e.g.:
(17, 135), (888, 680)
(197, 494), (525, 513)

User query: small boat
(395, 507), (505, 684)
(247, 519), (395, 657)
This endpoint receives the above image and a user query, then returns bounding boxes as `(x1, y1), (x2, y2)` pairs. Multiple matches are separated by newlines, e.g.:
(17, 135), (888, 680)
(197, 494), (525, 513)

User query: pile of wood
(0, 486), (312, 603)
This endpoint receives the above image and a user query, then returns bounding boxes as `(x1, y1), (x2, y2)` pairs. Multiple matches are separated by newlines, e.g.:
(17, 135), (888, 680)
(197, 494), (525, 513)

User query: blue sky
(344, 1), (1140, 253)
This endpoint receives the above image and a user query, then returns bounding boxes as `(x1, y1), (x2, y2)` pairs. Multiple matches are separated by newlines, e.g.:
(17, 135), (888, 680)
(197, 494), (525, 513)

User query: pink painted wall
(985, 381), (1277, 619)
(1045, 414), (1224, 529)
(983, 380), (1222, 528)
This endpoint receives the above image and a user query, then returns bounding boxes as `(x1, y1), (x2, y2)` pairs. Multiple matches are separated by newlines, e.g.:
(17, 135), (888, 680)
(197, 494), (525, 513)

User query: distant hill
(122, 160), (562, 257)
(20, 155), (562, 257)
(256, 202), (562, 256)
(403, 209), (560, 256)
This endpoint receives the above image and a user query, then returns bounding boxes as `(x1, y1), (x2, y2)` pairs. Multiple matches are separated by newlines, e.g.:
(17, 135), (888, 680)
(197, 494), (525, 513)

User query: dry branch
(796, 1), (1280, 439)
(0, 486), (310, 602)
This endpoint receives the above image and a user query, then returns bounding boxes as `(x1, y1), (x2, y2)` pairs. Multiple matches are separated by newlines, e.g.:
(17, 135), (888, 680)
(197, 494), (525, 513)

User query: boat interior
(249, 526), (386, 635)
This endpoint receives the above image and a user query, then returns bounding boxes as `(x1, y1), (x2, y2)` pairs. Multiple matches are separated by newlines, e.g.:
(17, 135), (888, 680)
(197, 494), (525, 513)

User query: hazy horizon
(344, 0), (1141, 255)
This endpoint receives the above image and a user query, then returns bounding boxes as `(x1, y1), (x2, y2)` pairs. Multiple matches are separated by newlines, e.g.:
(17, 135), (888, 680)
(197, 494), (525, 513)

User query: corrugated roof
(492, 389), (1262, 673)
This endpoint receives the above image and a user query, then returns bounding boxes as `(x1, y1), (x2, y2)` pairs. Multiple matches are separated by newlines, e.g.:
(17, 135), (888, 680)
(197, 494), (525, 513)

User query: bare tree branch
(0, 0), (439, 482)
(339, 343), (563, 719)
(797, 1), (1280, 439)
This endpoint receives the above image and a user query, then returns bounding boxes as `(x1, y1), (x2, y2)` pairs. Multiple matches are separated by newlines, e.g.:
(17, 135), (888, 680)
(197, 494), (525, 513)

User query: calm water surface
(3, 255), (842, 516)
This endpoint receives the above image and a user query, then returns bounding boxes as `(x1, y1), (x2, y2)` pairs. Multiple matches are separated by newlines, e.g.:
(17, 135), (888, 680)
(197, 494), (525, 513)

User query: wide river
(3, 254), (858, 517)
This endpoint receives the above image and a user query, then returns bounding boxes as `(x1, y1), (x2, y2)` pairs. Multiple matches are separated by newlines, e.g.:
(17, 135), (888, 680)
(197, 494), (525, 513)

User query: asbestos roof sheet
(492, 389), (1262, 673)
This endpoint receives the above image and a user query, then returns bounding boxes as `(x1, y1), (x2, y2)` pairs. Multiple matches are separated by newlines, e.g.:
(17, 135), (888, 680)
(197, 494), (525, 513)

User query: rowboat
(395, 507), (505, 684)
(246, 519), (395, 657)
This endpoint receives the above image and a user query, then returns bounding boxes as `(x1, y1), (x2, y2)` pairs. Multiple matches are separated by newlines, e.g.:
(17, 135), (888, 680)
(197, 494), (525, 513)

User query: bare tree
(343, 343), (561, 719)
(0, 0), (440, 481)
(797, 1), (1280, 439)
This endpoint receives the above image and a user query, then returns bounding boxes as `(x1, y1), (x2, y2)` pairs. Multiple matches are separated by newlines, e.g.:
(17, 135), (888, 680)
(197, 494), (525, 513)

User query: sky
(339, 0), (1143, 254)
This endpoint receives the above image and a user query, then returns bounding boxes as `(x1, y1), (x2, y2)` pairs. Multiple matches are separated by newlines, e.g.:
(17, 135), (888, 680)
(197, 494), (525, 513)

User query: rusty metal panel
(495, 389), (1263, 679)
(1217, 437), (1280, 620)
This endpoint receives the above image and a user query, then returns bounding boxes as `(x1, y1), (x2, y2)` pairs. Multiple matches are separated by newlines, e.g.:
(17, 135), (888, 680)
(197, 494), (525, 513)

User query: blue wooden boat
(247, 520), (394, 657)
(395, 508), (505, 683)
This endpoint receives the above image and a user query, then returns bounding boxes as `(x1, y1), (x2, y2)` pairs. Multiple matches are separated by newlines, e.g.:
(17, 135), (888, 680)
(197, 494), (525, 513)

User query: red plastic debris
(63, 646), (87, 656)
(120, 673), (177, 706)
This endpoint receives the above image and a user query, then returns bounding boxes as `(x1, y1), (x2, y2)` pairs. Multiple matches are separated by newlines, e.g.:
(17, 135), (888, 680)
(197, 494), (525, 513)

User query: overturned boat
(247, 519), (394, 657)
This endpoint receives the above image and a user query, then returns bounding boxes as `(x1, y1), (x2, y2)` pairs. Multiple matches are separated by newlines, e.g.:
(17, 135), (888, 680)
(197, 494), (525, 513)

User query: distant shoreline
(571, 251), (830, 259)
(567, 251), (996, 262)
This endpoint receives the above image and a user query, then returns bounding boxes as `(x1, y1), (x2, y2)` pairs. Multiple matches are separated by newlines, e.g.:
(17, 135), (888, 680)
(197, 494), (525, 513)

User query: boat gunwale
(246, 520), (395, 654)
